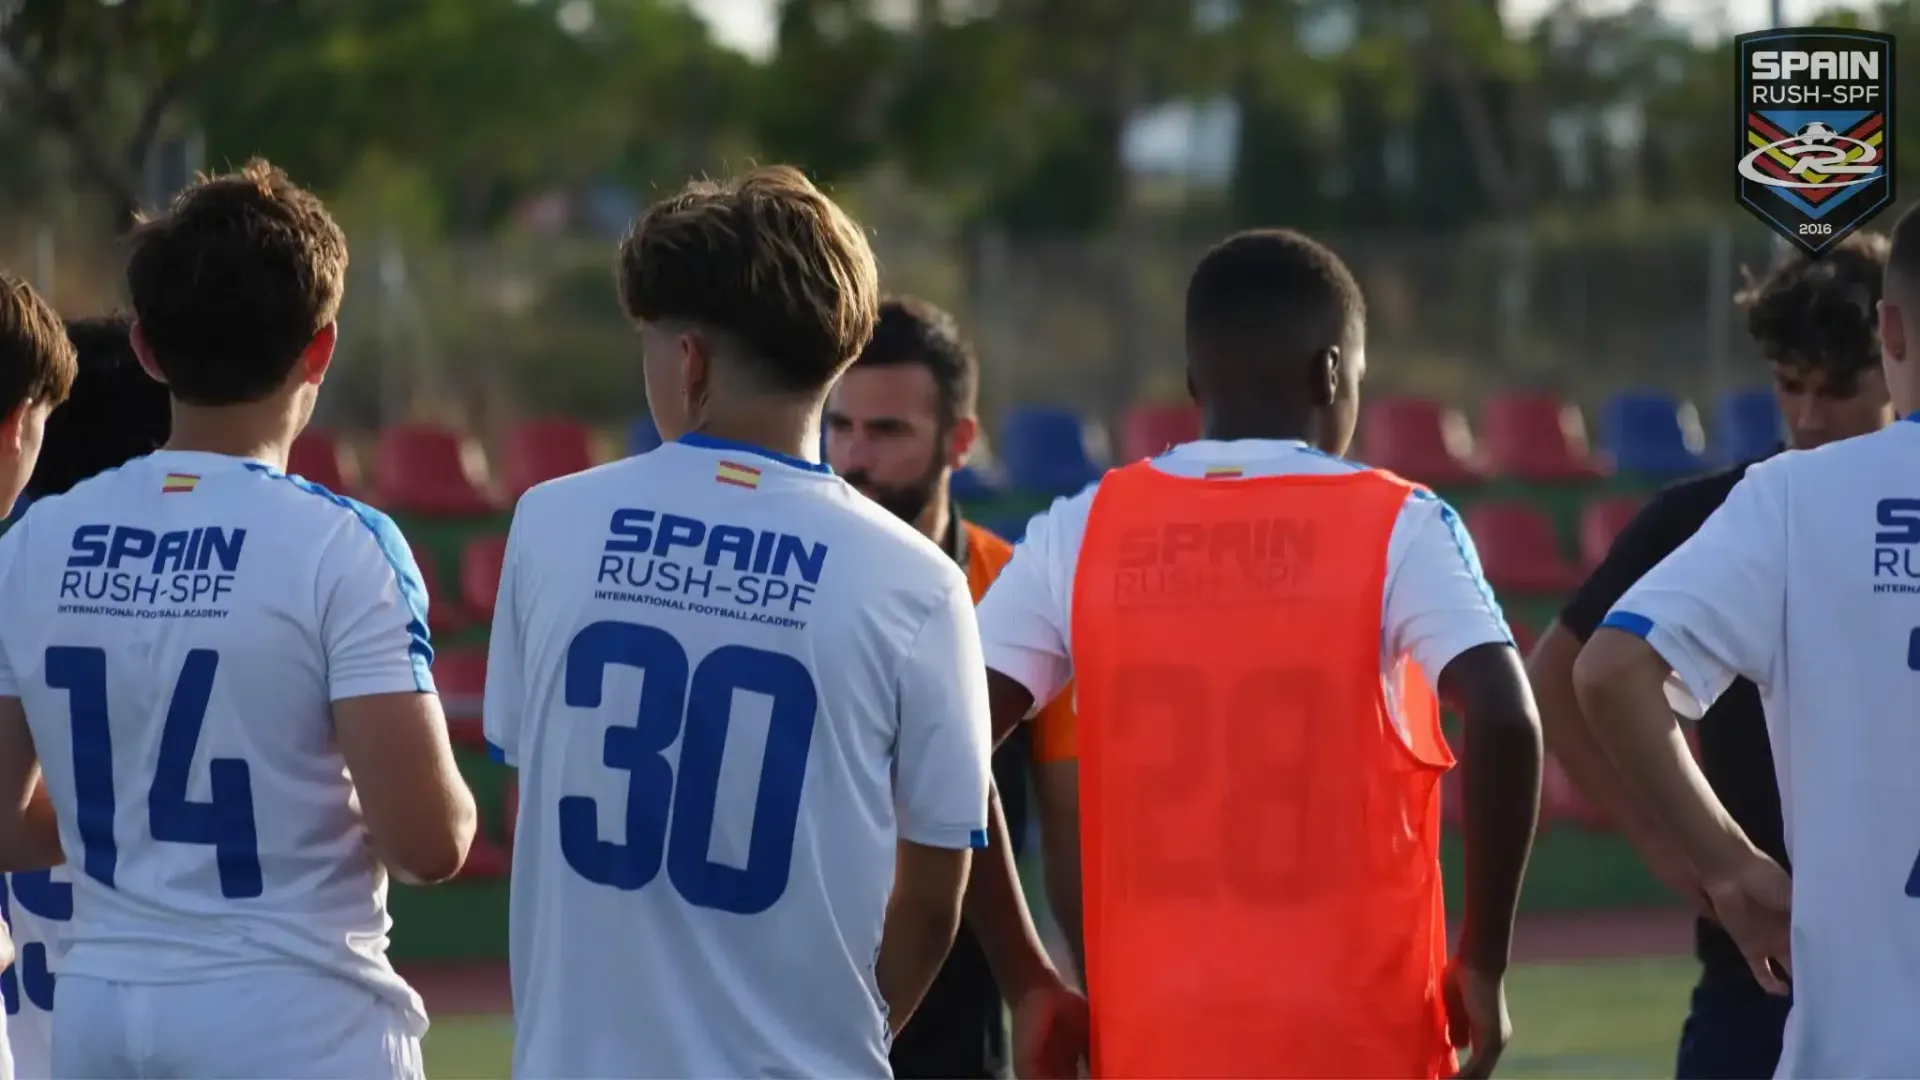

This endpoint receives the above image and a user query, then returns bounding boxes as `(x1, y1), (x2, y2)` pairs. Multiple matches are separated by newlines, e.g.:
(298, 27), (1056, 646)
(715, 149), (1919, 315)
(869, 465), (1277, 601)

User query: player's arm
(1393, 498), (1543, 978)
(0, 530), (61, 873)
(1030, 689), (1084, 982)
(969, 507), (1079, 1002)
(1574, 469), (1787, 891)
(322, 511), (477, 885)
(1528, 488), (1718, 909)
(881, 577), (992, 1031)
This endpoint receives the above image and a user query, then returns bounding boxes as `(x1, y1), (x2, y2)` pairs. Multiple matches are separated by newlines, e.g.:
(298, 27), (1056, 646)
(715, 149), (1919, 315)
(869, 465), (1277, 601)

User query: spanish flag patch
(1204, 466), (1244, 479)
(161, 473), (199, 494)
(715, 460), (762, 489)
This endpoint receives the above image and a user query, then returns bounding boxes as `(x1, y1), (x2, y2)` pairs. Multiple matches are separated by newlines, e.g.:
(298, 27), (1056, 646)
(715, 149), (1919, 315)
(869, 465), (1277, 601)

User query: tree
(0, 0), (295, 230)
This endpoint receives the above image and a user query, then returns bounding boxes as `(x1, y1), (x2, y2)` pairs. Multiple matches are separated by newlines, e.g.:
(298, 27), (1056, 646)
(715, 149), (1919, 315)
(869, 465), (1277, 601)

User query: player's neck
(691, 401), (824, 467)
(915, 494), (952, 547)
(1201, 406), (1312, 445)
(164, 403), (297, 471)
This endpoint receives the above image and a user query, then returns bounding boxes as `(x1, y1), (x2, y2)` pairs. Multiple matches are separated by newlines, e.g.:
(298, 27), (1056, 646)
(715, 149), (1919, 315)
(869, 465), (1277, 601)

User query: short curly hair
(1736, 230), (1887, 386)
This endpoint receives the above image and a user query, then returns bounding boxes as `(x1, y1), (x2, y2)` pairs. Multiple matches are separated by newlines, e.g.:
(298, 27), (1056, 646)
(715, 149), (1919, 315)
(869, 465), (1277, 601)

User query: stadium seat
(1358, 396), (1481, 485)
(371, 423), (496, 516)
(628, 415), (663, 455)
(1117, 403), (1201, 462)
(461, 534), (508, 620)
(503, 419), (595, 500)
(1000, 406), (1102, 496)
(1476, 393), (1605, 481)
(1599, 391), (1704, 476)
(287, 429), (352, 494)
(951, 465), (1001, 501)
(435, 647), (488, 730)
(1578, 495), (1646, 570)
(1713, 388), (1781, 464)
(1464, 501), (1581, 593)
(414, 553), (470, 636)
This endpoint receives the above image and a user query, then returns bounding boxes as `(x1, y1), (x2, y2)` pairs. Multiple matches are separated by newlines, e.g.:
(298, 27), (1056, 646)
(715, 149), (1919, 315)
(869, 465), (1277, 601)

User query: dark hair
(1736, 230), (1887, 382)
(1888, 202), (1920, 287)
(849, 296), (978, 423)
(125, 158), (348, 407)
(25, 314), (171, 499)
(0, 270), (76, 419)
(1185, 229), (1365, 357)
(616, 165), (879, 393)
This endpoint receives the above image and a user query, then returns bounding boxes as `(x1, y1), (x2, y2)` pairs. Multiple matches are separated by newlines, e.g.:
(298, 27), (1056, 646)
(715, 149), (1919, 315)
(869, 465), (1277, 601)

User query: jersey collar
(675, 431), (834, 475)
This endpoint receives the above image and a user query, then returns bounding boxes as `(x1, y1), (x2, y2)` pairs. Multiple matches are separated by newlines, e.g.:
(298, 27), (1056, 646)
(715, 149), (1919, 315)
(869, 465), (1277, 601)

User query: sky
(687, 0), (1870, 59)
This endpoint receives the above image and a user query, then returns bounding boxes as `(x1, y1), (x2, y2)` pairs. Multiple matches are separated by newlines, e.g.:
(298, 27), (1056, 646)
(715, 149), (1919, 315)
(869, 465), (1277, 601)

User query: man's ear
(947, 415), (980, 469)
(300, 322), (338, 385)
(1311, 346), (1341, 407)
(680, 328), (713, 424)
(130, 320), (167, 385)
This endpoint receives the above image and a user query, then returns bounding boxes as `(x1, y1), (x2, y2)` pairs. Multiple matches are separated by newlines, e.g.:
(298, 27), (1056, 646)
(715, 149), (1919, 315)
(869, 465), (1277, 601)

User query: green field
(420, 955), (1697, 1079)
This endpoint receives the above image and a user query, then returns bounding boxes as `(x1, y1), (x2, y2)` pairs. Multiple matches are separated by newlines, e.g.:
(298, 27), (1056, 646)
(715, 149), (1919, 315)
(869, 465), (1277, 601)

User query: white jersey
(2, 868), (68, 1078)
(1604, 416), (1920, 1078)
(487, 433), (993, 1079)
(0, 450), (434, 1034)
(977, 439), (1514, 720)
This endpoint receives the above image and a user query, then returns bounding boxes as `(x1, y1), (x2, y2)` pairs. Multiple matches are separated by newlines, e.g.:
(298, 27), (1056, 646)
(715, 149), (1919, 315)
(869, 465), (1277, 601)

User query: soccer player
(1573, 205), (1920, 1078)
(825, 296), (1081, 1079)
(3, 312), (170, 1080)
(0, 271), (76, 1080)
(485, 167), (993, 1078)
(0, 160), (477, 1079)
(971, 229), (1545, 1079)
(1529, 231), (1891, 1079)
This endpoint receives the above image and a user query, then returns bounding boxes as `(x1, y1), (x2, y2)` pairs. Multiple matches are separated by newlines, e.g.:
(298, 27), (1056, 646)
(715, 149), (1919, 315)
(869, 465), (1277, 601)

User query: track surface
(405, 908), (1695, 1016)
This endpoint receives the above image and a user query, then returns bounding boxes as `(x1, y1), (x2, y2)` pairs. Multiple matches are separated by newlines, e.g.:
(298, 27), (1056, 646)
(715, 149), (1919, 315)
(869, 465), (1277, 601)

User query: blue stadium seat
(951, 465), (1001, 501)
(627, 415), (663, 456)
(1599, 391), (1703, 476)
(1000, 406), (1100, 496)
(1713, 388), (1781, 464)
(978, 513), (1032, 545)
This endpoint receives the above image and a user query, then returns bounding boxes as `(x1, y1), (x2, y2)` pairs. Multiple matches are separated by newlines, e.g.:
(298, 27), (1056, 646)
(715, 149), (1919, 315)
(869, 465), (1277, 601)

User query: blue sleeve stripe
(1599, 610), (1656, 639)
(485, 739), (510, 765)
(245, 464), (435, 691)
(968, 828), (989, 849)
(1412, 489), (1508, 627)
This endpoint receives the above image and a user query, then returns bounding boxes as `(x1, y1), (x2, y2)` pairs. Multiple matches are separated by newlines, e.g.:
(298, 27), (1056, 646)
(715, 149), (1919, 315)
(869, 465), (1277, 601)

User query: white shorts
(52, 969), (423, 1079)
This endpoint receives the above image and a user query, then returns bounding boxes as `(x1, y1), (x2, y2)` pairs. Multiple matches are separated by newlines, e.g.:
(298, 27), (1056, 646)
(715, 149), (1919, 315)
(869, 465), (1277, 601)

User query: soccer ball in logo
(1796, 121), (1839, 145)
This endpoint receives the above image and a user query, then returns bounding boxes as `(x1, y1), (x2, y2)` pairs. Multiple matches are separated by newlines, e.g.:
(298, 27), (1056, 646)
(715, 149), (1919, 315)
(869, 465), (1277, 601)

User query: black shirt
(888, 511), (1029, 1079)
(1558, 463), (1789, 984)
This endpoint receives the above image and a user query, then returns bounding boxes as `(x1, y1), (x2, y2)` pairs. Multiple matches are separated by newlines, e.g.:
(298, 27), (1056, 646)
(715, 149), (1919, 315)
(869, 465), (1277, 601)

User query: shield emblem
(1736, 28), (1895, 256)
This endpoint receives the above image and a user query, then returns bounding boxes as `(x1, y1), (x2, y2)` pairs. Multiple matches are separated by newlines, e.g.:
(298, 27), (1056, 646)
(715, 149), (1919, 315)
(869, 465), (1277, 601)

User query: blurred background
(0, 0), (1898, 435)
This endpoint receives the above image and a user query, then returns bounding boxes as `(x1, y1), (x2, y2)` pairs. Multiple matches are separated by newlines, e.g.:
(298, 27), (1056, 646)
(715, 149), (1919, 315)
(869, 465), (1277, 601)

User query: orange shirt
(961, 521), (1076, 762)
(1069, 463), (1454, 1079)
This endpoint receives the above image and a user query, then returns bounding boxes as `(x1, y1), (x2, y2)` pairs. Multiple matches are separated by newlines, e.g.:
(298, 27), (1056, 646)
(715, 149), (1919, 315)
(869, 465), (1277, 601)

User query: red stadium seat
(372, 423), (496, 516)
(287, 429), (353, 493)
(1579, 495), (1646, 571)
(1359, 397), (1482, 485)
(435, 646), (488, 724)
(1465, 501), (1581, 594)
(1117, 403), (1201, 462)
(461, 534), (508, 620)
(503, 419), (596, 500)
(414, 553), (470, 637)
(1476, 393), (1606, 481)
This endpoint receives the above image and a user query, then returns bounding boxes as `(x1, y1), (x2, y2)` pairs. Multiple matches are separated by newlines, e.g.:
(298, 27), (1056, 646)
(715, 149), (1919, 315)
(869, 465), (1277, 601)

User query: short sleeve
(1029, 684), (1078, 763)
(1384, 493), (1514, 690)
(482, 510), (529, 767)
(976, 492), (1089, 711)
(319, 503), (435, 701)
(1603, 464), (1789, 716)
(0, 525), (22, 697)
(895, 579), (993, 850)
